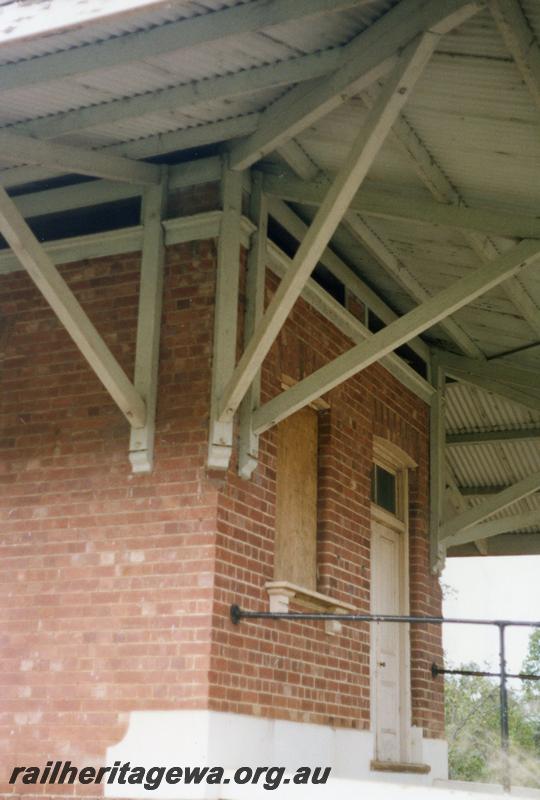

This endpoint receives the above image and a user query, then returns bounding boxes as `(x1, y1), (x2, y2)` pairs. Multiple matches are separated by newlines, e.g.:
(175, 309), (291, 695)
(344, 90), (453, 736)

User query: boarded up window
(274, 407), (318, 589)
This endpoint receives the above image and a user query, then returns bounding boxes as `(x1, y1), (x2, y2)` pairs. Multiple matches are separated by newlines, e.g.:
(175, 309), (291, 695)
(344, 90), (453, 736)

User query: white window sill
(265, 580), (355, 635)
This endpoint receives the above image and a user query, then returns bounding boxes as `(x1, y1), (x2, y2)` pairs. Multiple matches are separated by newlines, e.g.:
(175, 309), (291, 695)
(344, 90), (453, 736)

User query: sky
(442, 556), (540, 674)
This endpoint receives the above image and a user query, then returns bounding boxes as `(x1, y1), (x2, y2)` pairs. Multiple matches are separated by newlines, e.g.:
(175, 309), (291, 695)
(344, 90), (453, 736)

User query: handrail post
(498, 622), (510, 792)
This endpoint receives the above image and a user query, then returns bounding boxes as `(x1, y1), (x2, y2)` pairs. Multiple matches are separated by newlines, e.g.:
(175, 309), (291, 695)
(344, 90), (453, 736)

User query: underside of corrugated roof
(0, 0), (539, 552)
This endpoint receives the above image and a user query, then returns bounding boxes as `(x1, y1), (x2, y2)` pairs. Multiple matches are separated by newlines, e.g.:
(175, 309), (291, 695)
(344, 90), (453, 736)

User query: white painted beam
(1, 120), (253, 191)
(439, 470), (540, 542)
(362, 87), (540, 342)
(0, 0), (369, 92)
(266, 240), (435, 405)
(430, 356), (447, 573)
(447, 426), (540, 446)
(251, 239), (540, 433)
(12, 48), (343, 142)
(344, 213), (484, 358)
(207, 162), (244, 469)
(446, 370), (540, 413)
(0, 185), (146, 428)
(219, 36), (439, 422)
(129, 171), (168, 473)
(489, 0), (540, 112)
(445, 509), (540, 548)
(238, 174), (268, 479)
(0, 131), (160, 185)
(266, 196), (430, 362)
(228, 0), (482, 170)
(262, 172), (540, 240)
(447, 531), (540, 557)
(438, 350), (540, 389)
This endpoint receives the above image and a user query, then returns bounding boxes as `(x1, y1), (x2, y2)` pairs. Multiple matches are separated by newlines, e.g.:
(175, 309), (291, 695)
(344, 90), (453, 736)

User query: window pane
(374, 465), (396, 514)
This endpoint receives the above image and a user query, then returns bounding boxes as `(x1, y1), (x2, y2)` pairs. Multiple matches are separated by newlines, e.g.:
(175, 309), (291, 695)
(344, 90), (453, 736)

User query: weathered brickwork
(0, 231), (443, 796)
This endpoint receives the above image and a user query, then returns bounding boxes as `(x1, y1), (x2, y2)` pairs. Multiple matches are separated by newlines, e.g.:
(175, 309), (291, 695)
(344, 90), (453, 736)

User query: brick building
(1, 1), (540, 798)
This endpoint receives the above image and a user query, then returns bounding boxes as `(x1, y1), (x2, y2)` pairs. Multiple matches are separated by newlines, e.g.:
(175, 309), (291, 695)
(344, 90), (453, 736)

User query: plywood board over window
(274, 406), (318, 590)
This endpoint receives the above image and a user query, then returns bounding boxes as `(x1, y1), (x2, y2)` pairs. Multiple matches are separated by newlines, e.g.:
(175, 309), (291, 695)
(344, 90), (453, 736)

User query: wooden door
(372, 519), (408, 762)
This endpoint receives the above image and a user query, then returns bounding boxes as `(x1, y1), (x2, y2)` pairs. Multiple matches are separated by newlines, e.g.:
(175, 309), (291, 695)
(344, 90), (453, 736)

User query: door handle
(378, 661), (386, 667)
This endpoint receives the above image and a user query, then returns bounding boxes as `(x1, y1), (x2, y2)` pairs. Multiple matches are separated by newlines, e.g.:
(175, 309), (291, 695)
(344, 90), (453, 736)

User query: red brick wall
(0, 235), (443, 795)
(0, 241), (220, 795)
(210, 272), (444, 737)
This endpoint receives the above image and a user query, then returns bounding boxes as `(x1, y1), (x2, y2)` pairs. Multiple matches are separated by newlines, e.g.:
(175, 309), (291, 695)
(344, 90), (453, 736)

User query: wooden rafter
(0, 185), (146, 428)
(361, 87), (540, 341)
(440, 470), (540, 542)
(262, 172), (540, 240)
(0, 131), (160, 185)
(218, 35), (439, 423)
(228, 0), (483, 170)
(0, 0), (369, 92)
(250, 240), (540, 433)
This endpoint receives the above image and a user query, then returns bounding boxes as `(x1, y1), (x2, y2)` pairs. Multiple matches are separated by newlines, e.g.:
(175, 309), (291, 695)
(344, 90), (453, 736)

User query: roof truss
(228, 0), (483, 170)
(0, 0), (367, 92)
(0, 183), (147, 429)
(217, 35), (438, 426)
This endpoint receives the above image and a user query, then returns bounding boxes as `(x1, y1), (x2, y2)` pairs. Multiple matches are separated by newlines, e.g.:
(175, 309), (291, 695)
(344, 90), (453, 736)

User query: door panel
(372, 520), (405, 762)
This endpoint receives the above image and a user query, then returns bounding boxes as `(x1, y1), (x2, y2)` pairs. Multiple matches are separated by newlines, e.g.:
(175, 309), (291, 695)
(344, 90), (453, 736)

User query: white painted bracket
(429, 356), (447, 574)
(207, 160), (243, 470)
(238, 173), (267, 479)
(129, 169), (169, 473)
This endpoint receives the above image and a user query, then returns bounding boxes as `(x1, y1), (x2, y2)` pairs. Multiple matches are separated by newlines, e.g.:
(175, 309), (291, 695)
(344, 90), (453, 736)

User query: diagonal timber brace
(218, 35), (439, 424)
(129, 170), (169, 473)
(0, 185), (146, 428)
(250, 240), (540, 434)
(439, 470), (540, 544)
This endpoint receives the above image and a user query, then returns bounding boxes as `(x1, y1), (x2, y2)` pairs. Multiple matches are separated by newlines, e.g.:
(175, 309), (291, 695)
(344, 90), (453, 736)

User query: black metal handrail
(230, 605), (540, 792)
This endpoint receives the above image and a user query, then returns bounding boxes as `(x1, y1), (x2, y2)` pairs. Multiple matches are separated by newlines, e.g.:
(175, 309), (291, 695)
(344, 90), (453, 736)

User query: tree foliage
(445, 631), (540, 788)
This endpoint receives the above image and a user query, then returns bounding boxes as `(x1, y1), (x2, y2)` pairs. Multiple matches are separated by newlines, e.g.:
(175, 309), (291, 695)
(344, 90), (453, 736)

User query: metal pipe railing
(230, 605), (540, 792)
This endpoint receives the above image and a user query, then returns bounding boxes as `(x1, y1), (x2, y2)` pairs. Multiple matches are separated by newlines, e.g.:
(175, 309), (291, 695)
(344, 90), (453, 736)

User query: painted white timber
(0, 227), (143, 274)
(228, 0), (482, 170)
(0, 202), (433, 405)
(438, 351), (540, 389)
(12, 49), (344, 142)
(207, 163), (244, 469)
(0, 0), (369, 93)
(267, 196), (430, 363)
(262, 173), (540, 240)
(489, 0), (540, 112)
(0, 131), (160, 185)
(444, 510), (540, 549)
(446, 370), (540, 413)
(1, 121), (249, 191)
(0, 212), (225, 275)
(251, 240), (540, 433)
(447, 426), (540, 445)
(429, 357), (447, 573)
(344, 213), (483, 358)
(238, 174), (268, 479)
(0, 185), (146, 428)
(448, 532), (540, 557)
(129, 172), (168, 473)
(10, 157), (220, 221)
(266, 241), (434, 405)
(219, 37), (439, 422)
(362, 88), (540, 341)
(277, 140), (321, 182)
(439, 470), (540, 542)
